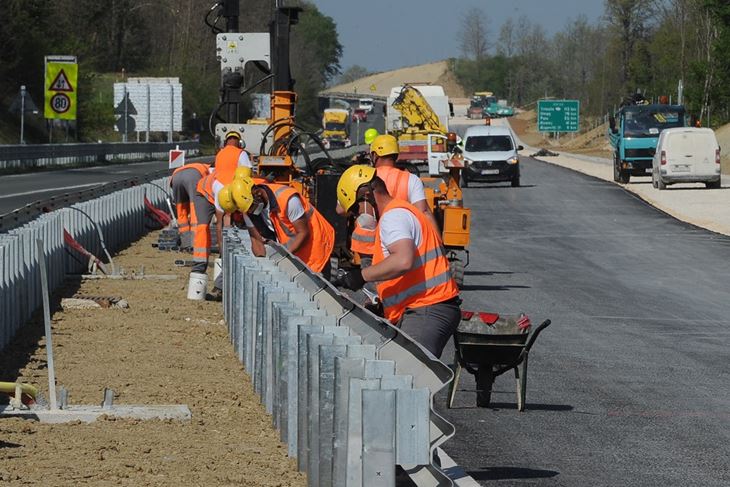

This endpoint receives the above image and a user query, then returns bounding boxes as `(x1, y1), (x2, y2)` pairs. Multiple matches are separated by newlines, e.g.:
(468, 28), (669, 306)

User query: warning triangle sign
(50, 69), (74, 92)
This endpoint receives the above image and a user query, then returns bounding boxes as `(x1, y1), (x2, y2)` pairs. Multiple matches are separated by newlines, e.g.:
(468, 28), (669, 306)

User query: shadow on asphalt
(464, 184), (537, 189)
(464, 270), (515, 276)
(461, 284), (530, 291)
(467, 466), (560, 481)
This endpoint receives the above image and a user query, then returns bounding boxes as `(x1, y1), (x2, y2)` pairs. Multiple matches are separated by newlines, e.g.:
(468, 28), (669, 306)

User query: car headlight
(507, 156), (519, 164)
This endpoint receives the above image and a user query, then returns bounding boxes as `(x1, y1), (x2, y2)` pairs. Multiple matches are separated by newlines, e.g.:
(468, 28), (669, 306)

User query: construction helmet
(336, 164), (376, 213)
(234, 166), (252, 180)
(370, 134), (399, 157)
(225, 130), (242, 141)
(218, 185), (237, 213)
(364, 128), (379, 145)
(230, 176), (255, 213)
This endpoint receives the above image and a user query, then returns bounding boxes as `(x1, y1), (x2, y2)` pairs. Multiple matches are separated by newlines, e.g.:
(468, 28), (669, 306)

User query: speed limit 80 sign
(44, 56), (78, 120)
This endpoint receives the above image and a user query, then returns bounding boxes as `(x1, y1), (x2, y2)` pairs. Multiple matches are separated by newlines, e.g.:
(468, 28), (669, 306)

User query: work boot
(205, 287), (223, 302)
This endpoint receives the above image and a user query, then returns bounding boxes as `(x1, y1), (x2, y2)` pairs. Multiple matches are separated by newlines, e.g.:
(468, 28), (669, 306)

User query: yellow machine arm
(391, 85), (448, 136)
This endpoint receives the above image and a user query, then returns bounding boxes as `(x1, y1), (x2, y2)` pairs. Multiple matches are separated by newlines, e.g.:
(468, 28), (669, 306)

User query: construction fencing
(0, 177), (169, 351)
(221, 229), (456, 487)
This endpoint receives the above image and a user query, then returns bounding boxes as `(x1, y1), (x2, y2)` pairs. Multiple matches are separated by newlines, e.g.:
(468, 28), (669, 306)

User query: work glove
(333, 268), (366, 291)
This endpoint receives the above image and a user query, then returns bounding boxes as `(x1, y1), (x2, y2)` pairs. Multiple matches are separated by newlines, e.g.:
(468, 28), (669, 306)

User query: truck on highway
(386, 84), (452, 174)
(608, 94), (687, 183)
(321, 108), (351, 150)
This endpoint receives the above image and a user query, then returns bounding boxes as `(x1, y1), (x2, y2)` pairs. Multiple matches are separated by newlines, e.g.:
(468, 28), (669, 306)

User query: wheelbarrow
(447, 311), (551, 411)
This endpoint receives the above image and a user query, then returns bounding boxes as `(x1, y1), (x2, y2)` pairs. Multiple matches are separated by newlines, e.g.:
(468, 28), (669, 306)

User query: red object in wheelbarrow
(447, 311), (551, 411)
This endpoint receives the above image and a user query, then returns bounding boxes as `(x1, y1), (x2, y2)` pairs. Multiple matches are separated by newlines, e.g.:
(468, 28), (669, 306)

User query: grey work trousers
(397, 298), (461, 359)
(171, 168), (216, 273)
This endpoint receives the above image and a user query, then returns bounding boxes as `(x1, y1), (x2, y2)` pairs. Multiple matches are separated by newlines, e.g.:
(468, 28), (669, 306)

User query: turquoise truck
(608, 99), (686, 183)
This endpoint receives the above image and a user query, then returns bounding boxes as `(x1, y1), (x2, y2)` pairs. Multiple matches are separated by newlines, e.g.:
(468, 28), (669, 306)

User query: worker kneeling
(230, 176), (334, 274)
(335, 165), (461, 358)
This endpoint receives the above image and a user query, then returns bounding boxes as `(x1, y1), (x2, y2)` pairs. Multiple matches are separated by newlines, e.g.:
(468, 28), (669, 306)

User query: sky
(310, 0), (605, 72)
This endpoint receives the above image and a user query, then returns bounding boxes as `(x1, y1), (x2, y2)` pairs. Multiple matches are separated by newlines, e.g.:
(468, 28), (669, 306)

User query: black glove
(335, 268), (366, 291)
(364, 300), (383, 316)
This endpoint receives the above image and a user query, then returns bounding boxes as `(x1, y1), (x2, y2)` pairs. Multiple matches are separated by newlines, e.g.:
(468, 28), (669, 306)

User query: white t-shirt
(405, 173), (427, 204)
(238, 151), (253, 168)
(244, 194), (305, 232)
(213, 180), (225, 212)
(378, 208), (422, 256)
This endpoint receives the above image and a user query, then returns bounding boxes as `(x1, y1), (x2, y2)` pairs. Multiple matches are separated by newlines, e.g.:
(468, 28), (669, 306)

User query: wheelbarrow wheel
(475, 366), (495, 407)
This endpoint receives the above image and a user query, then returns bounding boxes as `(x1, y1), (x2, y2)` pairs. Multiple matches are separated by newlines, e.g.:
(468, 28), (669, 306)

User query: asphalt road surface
(436, 157), (730, 486)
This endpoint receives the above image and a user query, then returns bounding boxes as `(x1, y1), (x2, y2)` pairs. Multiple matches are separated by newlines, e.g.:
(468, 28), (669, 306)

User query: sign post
(44, 56), (78, 142)
(537, 100), (580, 133)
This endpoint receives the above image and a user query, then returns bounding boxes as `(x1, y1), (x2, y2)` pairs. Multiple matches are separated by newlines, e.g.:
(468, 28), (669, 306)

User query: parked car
(460, 125), (523, 187)
(651, 127), (722, 189)
(352, 108), (368, 122)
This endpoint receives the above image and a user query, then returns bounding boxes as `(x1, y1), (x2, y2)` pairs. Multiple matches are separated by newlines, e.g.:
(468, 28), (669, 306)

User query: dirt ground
(0, 231), (305, 486)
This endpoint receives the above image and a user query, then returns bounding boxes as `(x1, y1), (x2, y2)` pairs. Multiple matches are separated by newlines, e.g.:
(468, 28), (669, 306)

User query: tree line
(453, 0), (730, 126)
(0, 0), (341, 143)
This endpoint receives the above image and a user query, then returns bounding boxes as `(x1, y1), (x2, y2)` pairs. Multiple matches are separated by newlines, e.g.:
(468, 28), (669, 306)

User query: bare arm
(285, 217), (310, 254)
(247, 225), (267, 257)
(361, 238), (415, 282)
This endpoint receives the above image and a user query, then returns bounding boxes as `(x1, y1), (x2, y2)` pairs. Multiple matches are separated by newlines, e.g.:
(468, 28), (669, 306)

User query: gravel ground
(0, 231), (306, 487)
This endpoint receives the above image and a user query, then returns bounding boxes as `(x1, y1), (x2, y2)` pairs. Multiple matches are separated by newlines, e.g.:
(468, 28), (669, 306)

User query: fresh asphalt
(436, 156), (730, 486)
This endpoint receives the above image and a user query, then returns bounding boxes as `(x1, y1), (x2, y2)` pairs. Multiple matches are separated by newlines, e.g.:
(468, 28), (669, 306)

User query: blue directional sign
(538, 100), (580, 132)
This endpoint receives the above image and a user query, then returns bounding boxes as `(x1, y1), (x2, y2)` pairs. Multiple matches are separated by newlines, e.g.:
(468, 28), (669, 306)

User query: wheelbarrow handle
(524, 319), (551, 353)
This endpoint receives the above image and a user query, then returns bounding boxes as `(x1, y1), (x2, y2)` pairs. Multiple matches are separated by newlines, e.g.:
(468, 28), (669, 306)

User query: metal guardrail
(320, 92), (388, 103)
(0, 140), (199, 170)
(221, 229), (456, 486)
(0, 177), (168, 351)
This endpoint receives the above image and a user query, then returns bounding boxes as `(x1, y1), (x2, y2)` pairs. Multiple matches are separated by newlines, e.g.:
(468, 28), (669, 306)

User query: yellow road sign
(45, 59), (78, 120)
(369, 84), (377, 92)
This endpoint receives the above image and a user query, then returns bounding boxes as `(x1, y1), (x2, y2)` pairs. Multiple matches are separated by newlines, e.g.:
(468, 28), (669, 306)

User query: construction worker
(231, 176), (335, 274)
(334, 165), (461, 358)
(349, 134), (438, 259)
(215, 130), (252, 186)
(169, 162), (217, 274)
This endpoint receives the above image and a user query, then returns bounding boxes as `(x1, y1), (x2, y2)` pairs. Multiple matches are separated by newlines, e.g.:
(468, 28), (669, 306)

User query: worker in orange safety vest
(334, 165), (460, 358)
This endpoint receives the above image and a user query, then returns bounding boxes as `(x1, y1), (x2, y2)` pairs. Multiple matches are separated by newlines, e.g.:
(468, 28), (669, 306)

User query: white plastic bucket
(187, 272), (208, 300)
(213, 258), (222, 282)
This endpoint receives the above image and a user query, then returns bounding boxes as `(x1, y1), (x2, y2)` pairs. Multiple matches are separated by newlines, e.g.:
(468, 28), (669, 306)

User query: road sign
(537, 99), (580, 133)
(113, 79), (182, 133)
(44, 56), (78, 120)
(169, 147), (185, 169)
(369, 84), (377, 92)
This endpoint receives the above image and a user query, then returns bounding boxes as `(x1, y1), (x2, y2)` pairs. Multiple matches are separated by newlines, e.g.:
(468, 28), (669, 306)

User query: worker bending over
(231, 176), (334, 274)
(169, 162), (215, 274)
(335, 165), (461, 358)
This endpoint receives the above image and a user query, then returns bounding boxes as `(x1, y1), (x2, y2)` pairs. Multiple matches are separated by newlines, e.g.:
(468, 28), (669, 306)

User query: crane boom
(391, 84), (448, 136)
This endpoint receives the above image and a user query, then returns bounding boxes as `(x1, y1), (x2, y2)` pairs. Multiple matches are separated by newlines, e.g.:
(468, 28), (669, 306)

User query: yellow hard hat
(230, 176), (255, 213)
(370, 134), (399, 157)
(225, 130), (241, 140)
(364, 128), (379, 145)
(218, 185), (237, 213)
(336, 164), (376, 212)
(234, 166), (252, 180)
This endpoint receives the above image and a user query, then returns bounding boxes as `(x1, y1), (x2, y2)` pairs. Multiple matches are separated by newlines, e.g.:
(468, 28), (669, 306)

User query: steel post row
(0, 178), (169, 351)
(221, 228), (456, 487)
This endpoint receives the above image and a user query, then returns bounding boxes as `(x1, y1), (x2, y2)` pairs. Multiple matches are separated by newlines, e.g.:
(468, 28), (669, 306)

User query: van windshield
(465, 135), (513, 152)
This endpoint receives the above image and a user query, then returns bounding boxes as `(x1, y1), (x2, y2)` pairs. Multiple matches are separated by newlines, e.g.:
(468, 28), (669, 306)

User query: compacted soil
(0, 231), (305, 487)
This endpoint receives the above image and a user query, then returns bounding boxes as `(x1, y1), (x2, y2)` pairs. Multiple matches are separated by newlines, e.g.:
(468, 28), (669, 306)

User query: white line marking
(0, 183), (103, 200)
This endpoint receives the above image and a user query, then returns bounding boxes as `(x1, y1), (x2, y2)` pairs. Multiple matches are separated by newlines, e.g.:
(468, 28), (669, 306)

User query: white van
(460, 125), (523, 187)
(651, 128), (721, 189)
(358, 98), (374, 113)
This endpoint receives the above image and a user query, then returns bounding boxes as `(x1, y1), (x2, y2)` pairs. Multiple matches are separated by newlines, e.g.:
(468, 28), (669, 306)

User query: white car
(651, 127), (721, 189)
(460, 125), (523, 187)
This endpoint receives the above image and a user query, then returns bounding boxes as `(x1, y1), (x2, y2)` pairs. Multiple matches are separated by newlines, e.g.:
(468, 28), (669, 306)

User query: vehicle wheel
(449, 258), (465, 289)
(652, 174), (658, 188)
(705, 179), (721, 189)
(461, 173), (469, 188)
(618, 170), (630, 184)
(613, 157), (621, 183)
(511, 175), (520, 187)
(657, 177), (666, 190)
(476, 366), (495, 407)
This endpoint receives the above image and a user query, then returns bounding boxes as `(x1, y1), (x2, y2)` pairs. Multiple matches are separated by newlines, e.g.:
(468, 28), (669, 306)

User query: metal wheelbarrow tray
(447, 312), (551, 411)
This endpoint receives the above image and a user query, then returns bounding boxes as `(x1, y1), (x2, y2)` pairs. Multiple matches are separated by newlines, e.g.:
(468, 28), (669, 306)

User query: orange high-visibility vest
(214, 145), (243, 185)
(351, 166), (412, 255)
(372, 199), (458, 323)
(267, 183), (334, 273)
(171, 163), (210, 180)
(196, 173), (217, 205)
